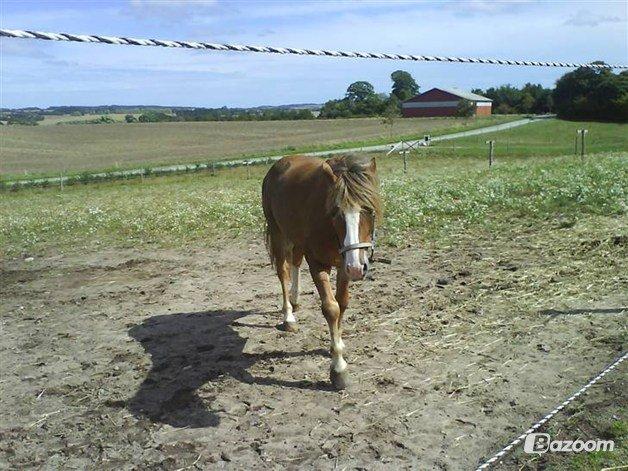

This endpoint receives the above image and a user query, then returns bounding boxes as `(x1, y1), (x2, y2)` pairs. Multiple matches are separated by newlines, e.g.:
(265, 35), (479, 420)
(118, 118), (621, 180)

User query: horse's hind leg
(277, 259), (298, 332)
(289, 250), (304, 311)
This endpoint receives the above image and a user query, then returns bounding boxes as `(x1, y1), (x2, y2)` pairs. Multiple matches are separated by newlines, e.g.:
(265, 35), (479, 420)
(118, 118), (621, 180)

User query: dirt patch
(1, 239), (625, 470)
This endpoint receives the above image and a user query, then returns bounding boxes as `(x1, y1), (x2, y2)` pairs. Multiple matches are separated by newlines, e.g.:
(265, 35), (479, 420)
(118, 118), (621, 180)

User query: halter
(338, 242), (372, 255)
(338, 224), (377, 261)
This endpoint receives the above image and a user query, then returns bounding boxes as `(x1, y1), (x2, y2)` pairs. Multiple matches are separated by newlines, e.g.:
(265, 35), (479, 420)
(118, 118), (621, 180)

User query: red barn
(402, 88), (492, 118)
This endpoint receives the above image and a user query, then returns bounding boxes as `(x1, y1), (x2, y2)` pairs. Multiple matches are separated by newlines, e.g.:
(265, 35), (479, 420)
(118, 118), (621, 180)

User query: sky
(1, 0), (626, 108)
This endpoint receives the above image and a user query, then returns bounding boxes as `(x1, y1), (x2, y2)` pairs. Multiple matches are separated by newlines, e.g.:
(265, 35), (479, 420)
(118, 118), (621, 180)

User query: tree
(346, 81), (376, 102)
(519, 92), (536, 114)
(125, 114), (137, 123)
(553, 65), (628, 121)
(391, 70), (419, 101)
(456, 99), (475, 117)
(381, 99), (401, 138)
(320, 81), (385, 118)
(319, 99), (353, 119)
(137, 111), (178, 123)
(474, 83), (553, 115)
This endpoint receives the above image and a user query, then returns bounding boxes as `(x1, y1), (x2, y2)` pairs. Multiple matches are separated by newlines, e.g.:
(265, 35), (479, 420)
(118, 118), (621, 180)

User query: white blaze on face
(343, 209), (363, 280)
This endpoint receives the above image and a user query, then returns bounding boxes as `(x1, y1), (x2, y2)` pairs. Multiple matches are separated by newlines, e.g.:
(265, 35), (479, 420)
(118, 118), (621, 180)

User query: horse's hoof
(330, 369), (349, 390)
(278, 321), (298, 333)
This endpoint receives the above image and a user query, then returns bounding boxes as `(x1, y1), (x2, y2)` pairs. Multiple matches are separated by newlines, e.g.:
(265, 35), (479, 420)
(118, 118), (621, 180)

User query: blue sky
(1, 0), (626, 108)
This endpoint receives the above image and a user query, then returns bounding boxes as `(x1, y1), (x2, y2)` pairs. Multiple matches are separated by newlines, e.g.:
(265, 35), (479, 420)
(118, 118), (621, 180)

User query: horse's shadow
(126, 310), (329, 428)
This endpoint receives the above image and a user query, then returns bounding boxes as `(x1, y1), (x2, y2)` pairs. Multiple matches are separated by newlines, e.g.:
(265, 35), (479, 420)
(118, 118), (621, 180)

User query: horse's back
(262, 155), (332, 252)
(264, 155), (322, 186)
(263, 155), (326, 206)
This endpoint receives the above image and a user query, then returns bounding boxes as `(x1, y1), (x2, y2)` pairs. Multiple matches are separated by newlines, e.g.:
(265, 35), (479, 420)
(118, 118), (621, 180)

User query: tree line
(320, 66), (626, 121)
(319, 71), (419, 119)
(552, 65), (627, 121)
(319, 73), (556, 118)
(132, 108), (315, 123)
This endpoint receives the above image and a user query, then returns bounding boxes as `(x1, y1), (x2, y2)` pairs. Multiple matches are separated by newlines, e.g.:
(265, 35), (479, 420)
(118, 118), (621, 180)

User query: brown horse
(262, 154), (382, 389)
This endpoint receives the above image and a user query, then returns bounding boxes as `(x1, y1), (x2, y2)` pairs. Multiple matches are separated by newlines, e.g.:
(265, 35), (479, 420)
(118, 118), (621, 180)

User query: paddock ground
(2, 221), (625, 469)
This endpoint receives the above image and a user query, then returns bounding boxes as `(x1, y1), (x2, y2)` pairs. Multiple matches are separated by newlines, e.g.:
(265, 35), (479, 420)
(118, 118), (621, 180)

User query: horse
(261, 153), (382, 389)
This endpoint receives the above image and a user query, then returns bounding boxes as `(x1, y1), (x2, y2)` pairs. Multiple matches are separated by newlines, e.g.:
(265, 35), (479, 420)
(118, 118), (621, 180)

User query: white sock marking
(331, 339), (347, 372)
(282, 301), (295, 323)
(289, 264), (300, 306)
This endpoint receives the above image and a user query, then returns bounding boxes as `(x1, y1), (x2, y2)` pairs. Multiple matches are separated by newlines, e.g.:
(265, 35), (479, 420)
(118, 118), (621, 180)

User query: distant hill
(0, 103), (322, 115)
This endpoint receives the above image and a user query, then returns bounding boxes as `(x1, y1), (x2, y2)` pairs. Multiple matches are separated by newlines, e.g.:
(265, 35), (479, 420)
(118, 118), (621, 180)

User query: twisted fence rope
(1, 28), (626, 69)
(475, 351), (627, 470)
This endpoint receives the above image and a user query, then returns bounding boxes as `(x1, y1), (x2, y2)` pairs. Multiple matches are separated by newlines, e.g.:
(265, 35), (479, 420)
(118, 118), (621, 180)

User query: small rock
(25, 257), (34, 262)
(220, 451), (232, 462)
(436, 278), (450, 287)
(537, 344), (551, 353)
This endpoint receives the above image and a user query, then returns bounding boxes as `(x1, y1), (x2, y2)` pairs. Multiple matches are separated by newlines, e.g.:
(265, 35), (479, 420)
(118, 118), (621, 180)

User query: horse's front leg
(309, 260), (348, 390)
(335, 269), (349, 356)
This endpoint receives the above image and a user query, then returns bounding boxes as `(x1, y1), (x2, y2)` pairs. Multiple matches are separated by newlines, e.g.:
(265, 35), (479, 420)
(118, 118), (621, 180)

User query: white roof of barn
(439, 88), (492, 102)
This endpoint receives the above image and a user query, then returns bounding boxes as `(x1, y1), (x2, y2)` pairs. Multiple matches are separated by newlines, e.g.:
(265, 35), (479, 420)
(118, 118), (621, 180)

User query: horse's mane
(326, 154), (382, 222)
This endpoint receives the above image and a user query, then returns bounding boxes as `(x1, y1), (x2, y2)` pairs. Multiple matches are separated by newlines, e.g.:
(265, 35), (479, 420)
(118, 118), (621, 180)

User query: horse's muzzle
(345, 264), (365, 281)
(345, 257), (369, 281)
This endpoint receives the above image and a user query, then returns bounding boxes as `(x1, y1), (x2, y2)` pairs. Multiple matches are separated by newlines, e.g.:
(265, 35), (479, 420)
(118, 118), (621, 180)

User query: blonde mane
(326, 154), (382, 222)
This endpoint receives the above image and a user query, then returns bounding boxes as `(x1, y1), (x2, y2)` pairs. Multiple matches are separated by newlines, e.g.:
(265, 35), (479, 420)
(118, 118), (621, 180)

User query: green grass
(2, 150), (626, 257)
(381, 152), (627, 245)
(0, 115), (517, 180)
(428, 120), (627, 157)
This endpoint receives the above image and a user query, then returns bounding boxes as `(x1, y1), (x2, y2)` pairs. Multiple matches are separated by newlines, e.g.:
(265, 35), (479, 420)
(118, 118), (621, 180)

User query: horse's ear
(322, 161), (338, 182)
(370, 157), (377, 172)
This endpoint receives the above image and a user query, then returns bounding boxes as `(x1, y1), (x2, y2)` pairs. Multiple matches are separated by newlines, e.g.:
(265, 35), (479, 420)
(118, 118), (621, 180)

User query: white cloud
(564, 9), (624, 27)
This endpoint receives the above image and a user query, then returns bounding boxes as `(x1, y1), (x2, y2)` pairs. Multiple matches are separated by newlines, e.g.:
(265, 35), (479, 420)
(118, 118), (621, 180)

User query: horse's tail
(261, 174), (284, 269)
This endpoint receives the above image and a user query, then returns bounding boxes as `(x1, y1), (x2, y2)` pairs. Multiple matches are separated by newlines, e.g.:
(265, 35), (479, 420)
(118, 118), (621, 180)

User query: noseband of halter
(338, 241), (372, 255)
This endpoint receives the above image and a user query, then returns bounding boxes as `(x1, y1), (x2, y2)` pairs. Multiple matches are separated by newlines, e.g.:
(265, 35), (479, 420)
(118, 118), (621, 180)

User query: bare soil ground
(1, 238), (625, 470)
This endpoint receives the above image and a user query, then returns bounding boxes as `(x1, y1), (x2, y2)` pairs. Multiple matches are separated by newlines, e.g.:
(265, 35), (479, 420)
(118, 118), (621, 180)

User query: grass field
(428, 120), (627, 157)
(0, 115), (516, 178)
(2, 148), (626, 256)
(38, 113), (137, 126)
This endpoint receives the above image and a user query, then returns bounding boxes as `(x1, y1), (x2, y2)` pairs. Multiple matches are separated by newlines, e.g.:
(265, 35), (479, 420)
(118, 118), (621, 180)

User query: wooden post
(581, 129), (588, 158)
(574, 133), (579, 155)
(247, 163), (251, 179)
(211, 163), (215, 176)
(486, 140), (495, 167)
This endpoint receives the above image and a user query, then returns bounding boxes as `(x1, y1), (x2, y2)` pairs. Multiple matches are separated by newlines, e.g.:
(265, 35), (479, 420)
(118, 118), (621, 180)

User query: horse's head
(333, 207), (376, 281)
(326, 155), (381, 281)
